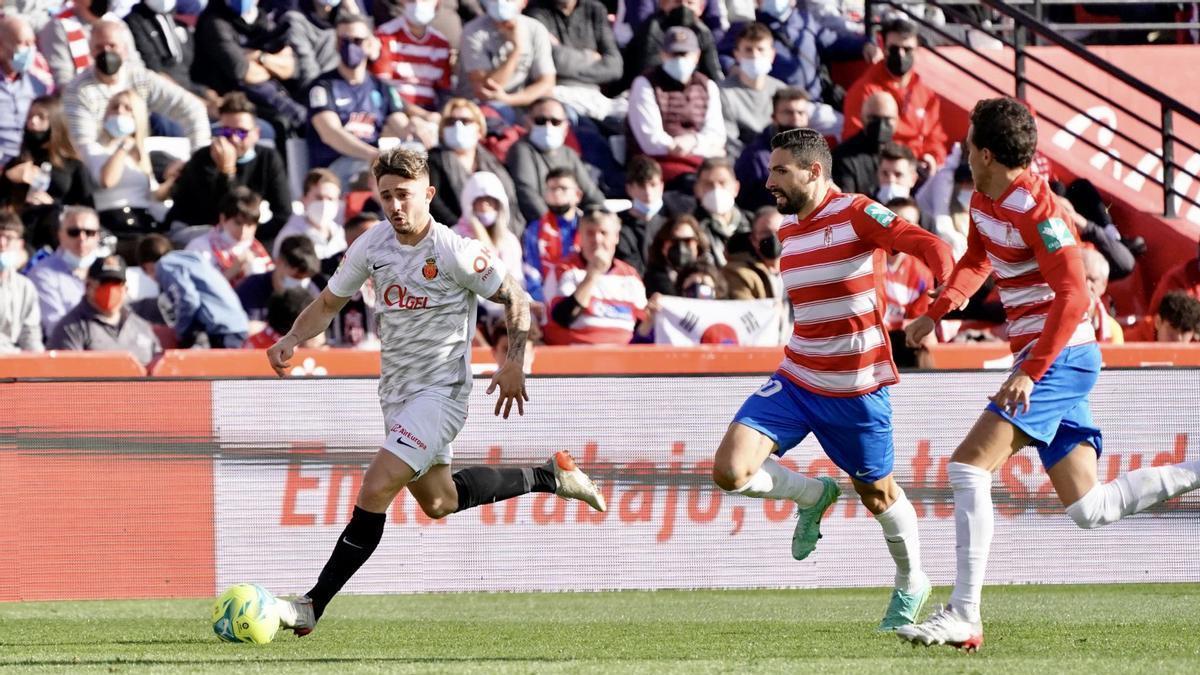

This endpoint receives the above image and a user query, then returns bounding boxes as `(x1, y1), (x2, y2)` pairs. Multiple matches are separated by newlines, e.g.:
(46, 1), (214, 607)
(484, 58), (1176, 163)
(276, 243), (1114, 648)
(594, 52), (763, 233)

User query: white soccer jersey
(327, 220), (507, 406)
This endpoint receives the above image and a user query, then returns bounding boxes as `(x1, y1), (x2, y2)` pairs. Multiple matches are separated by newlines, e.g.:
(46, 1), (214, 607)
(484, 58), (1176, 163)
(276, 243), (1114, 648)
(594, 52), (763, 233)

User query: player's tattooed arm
(489, 273), (531, 366)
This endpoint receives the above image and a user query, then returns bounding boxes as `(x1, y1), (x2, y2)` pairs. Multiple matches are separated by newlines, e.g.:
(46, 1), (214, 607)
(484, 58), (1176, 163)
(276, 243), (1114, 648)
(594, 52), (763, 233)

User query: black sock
(452, 465), (557, 512)
(306, 506), (385, 620)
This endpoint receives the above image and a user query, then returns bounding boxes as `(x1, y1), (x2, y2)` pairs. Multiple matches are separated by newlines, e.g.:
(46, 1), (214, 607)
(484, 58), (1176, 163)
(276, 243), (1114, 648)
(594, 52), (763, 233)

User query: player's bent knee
(711, 463), (751, 492)
(418, 499), (456, 520)
(1065, 485), (1114, 529)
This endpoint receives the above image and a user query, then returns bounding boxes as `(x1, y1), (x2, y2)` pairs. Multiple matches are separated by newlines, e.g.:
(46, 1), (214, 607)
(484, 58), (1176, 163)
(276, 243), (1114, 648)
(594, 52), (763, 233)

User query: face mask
(441, 121), (479, 151)
(306, 199), (339, 225)
(701, 187), (736, 215)
(236, 146), (257, 164)
(104, 114), (136, 138)
(475, 209), (498, 226)
(682, 282), (715, 299)
(282, 275), (311, 290)
(955, 189), (973, 211)
(666, 240), (694, 269)
(547, 202), (574, 216)
(662, 56), (695, 83)
(321, 0), (341, 7)
(758, 233), (782, 259)
(485, 0), (519, 22)
(95, 51), (122, 76)
(11, 46), (35, 74)
(631, 197), (662, 219)
(406, 0), (437, 25)
(23, 128), (50, 148)
(737, 56), (773, 80)
(759, 0), (792, 21)
(92, 0), (110, 14)
(145, 0), (177, 13)
(339, 40), (366, 69)
(885, 47), (915, 77)
(529, 123), (566, 152)
(876, 183), (911, 203)
(0, 250), (19, 272)
(864, 117), (896, 146)
(93, 283), (124, 313)
(62, 249), (98, 270)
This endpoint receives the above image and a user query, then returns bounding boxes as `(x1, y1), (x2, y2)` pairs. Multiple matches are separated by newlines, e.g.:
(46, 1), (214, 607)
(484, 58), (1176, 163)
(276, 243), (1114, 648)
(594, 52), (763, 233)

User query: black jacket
(126, 5), (198, 95)
(167, 145), (293, 242)
(831, 131), (881, 197)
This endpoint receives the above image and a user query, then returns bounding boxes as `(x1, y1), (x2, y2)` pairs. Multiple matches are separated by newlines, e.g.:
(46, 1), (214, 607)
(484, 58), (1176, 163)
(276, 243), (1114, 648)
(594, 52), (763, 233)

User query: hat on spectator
(664, 26), (700, 55)
(88, 255), (126, 283)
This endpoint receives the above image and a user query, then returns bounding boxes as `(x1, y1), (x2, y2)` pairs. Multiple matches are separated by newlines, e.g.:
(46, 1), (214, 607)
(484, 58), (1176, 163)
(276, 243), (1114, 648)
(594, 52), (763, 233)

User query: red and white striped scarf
(57, 8), (92, 75)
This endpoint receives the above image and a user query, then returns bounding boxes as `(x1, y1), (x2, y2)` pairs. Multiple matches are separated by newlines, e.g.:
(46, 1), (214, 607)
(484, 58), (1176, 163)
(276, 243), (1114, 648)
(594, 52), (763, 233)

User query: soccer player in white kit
(266, 148), (606, 636)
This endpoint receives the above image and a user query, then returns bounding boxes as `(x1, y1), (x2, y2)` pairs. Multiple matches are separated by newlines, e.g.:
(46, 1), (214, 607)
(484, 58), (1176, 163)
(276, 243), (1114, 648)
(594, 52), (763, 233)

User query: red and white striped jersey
(371, 18), (453, 110)
(543, 253), (647, 345)
(883, 253), (934, 331)
(928, 170), (1093, 380)
(777, 190), (954, 397)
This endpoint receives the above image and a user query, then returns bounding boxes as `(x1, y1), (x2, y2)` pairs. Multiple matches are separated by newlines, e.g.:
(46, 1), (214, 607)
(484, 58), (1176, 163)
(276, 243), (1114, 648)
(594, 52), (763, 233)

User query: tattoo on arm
(489, 274), (530, 365)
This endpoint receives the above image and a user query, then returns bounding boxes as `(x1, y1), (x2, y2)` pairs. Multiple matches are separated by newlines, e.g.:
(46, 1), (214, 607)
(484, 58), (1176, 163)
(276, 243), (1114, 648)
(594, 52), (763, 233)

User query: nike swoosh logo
(855, 470), (871, 478)
(341, 536), (363, 549)
(372, 262), (389, 270)
(394, 437), (418, 449)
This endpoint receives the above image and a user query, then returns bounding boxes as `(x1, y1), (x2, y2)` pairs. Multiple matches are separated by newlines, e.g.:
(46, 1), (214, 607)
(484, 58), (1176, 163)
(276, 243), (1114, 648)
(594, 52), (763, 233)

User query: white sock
(728, 458), (825, 506)
(874, 489), (927, 594)
(1067, 460), (1200, 529)
(947, 462), (993, 622)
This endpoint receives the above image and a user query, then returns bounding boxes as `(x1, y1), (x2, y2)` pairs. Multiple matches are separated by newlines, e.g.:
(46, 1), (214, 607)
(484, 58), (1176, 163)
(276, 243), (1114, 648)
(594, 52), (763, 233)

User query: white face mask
(737, 56), (773, 79)
(441, 121), (479, 151)
(662, 56), (696, 83)
(145, 0), (177, 13)
(528, 123), (566, 152)
(485, 0), (520, 22)
(282, 275), (311, 290)
(475, 209), (498, 226)
(760, 0), (793, 21)
(61, 248), (98, 270)
(876, 182), (911, 203)
(632, 197), (662, 219)
(0, 249), (20, 272)
(701, 187), (736, 215)
(104, 114), (136, 139)
(406, 0), (437, 25)
(305, 199), (339, 226)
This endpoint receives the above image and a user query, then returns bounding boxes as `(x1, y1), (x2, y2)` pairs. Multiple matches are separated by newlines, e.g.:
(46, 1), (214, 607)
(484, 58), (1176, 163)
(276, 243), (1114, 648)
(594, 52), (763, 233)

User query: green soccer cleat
(791, 477), (841, 560)
(877, 580), (932, 632)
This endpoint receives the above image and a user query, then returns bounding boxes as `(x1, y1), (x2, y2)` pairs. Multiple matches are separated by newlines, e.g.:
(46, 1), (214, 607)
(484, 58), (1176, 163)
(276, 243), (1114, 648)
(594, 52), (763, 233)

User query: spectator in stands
(185, 186), (274, 284)
(693, 157), (750, 266)
(527, 0), (623, 120)
(307, 13), (406, 189)
(0, 15), (50, 167)
(636, 259), (729, 342)
(832, 90), (898, 196)
(168, 93), (292, 241)
(719, 22), (785, 156)
(237, 234), (319, 327)
(880, 197), (934, 331)
(621, 0), (721, 91)
(874, 142), (918, 205)
(426, 98), (518, 226)
(1125, 290), (1200, 343)
(0, 214), (43, 353)
(842, 18), (947, 171)
(627, 26), (726, 189)
(274, 168), (346, 259)
(1082, 247), (1123, 343)
(38, 0), (131, 87)
(523, 166), (583, 302)
(643, 212), (711, 297)
(734, 86), (808, 210)
(63, 20), (209, 153)
(192, 0), (307, 138)
(1149, 239), (1200, 316)
(282, 0), (341, 90)
(505, 97), (605, 224)
(1, 94), (94, 251)
(543, 208), (647, 344)
(371, 0), (452, 147)
(458, 0), (556, 120)
(84, 89), (178, 256)
(1054, 191), (1135, 281)
(48, 253), (161, 365)
(139, 232), (251, 348)
(318, 211), (377, 347)
(722, 204), (781, 300)
(615, 154), (675, 275)
(244, 285), (325, 348)
(125, 0), (203, 99)
(26, 205), (101, 334)
(454, 171), (523, 272)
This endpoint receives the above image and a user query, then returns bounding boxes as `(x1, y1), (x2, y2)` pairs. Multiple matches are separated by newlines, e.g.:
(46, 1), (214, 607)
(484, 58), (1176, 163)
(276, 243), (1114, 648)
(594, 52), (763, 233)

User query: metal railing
(865, 0), (1200, 218)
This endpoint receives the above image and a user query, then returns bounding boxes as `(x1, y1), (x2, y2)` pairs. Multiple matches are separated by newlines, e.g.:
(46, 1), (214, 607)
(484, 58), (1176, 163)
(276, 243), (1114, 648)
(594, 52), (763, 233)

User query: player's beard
(772, 184), (810, 215)
(388, 208), (427, 236)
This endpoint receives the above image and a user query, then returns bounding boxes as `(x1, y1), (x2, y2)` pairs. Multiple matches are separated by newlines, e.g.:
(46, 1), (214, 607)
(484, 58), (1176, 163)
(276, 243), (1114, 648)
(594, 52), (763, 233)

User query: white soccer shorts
(380, 391), (468, 479)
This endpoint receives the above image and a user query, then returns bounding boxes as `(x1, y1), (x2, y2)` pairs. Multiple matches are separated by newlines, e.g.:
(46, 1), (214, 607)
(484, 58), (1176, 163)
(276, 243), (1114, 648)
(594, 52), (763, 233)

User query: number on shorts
(755, 379), (783, 398)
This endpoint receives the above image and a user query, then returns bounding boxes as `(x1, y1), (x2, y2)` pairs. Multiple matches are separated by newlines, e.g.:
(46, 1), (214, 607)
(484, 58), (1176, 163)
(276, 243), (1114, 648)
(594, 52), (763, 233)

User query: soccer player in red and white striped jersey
(897, 98), (1200, 651)
(711, 128), (955, 632)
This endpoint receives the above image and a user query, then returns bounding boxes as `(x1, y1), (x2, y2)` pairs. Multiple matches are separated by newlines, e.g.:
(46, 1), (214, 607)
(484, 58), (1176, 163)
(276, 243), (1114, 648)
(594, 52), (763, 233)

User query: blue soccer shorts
(987, 342), (1104, 469)
(732, 374), (895, 483)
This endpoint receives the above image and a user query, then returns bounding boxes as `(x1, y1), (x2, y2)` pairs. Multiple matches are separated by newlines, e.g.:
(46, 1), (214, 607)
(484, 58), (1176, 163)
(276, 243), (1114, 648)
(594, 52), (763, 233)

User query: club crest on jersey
(864, 203), (896, 227)
(1036, 217), (1076, 252)
(422, 257), (438, 280)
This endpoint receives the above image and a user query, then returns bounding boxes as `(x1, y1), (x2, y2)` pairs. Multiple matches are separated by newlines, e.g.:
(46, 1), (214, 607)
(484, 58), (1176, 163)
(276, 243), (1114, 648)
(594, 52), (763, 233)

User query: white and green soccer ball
(212, 583), (280, 644)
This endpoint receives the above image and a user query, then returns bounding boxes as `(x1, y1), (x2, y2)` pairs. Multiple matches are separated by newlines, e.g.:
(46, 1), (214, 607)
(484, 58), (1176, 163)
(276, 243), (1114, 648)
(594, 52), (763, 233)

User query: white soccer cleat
(277, 595), (317, 637)
(552, 451), (607, 512)
(895, 604), (983, 652)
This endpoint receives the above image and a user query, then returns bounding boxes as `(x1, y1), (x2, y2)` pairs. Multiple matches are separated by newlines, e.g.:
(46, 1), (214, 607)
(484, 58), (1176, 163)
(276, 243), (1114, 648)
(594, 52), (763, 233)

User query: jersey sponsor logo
(472, 255), (489, 273)
(864, 203), (897, 228)
(382, 284), (430, 309)
(1036, 217), (1076, 252)
(422, 257), (438, 280)
(388, 423), (428, 450)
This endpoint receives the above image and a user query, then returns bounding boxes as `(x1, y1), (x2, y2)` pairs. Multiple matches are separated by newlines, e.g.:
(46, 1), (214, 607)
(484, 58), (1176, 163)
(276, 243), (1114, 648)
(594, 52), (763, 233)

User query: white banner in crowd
(653, 297), (785, 346)
(211, 372), (1200, 596)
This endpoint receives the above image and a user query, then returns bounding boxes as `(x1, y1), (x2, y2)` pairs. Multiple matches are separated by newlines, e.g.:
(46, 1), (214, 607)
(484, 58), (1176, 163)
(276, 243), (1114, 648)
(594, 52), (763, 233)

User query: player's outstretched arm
(266, 288), (352, 376)
(486, 273), (531, 419)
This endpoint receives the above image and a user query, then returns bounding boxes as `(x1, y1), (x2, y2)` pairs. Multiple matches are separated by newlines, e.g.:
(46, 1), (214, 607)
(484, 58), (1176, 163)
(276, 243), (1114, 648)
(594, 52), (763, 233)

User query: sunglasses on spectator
(533, 116), (566, 126)
(67, 227), (100, 238)
(216, 126), (252, 141)
(445, 117), (476, 126)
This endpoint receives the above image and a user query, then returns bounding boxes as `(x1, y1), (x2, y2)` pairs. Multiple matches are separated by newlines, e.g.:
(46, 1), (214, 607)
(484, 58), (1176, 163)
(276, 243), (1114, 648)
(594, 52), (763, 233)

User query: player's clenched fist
(267, 335), (298, 377)
(904, 315), (936, 349)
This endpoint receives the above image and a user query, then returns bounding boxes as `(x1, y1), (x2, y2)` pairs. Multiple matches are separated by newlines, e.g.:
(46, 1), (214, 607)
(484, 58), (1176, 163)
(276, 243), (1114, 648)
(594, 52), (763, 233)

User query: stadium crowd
(0, 0), (1198, 366)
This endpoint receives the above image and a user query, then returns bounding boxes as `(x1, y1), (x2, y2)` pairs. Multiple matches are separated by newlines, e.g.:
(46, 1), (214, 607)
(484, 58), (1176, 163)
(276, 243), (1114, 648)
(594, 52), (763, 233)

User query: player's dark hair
(372, 147), (429, 182)
(217, 91), (256, 117)
(879, 142), (916, 165)
(626, 155), (662, 186)
(881, 17), (919, 41)
(217, 186), (262, 225)
(1158, 291), (1200, 333)
(136, 233), (172, 265)
(970, 97), (1038, 169)
(277, 235), (320, 276)
(735, 22), (773, 48)
(770, 128), (832, 177)
(545, 166), (579, 186)
(267, 288), (314, 335)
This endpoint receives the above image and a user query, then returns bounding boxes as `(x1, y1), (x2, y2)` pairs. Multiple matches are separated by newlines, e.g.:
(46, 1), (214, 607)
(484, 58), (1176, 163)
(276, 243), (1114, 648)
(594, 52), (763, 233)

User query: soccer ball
(212, 583), (280, 644)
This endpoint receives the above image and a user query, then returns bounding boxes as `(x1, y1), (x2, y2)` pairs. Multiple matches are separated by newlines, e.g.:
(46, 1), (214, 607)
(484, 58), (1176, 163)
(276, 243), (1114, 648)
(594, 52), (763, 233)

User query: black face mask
(23, 128), (50, 149)
(91, 0), (110, 15)
(885, 46), (914, 77)
(665, 5), (697, 27)
(864, 117), (896, 146)
(682, 282), (715, 299)
(547, 203), (574, 216)
(757, 233), (782, 260)
(95, 51), (122, 76)
(667, 241), (695, 269)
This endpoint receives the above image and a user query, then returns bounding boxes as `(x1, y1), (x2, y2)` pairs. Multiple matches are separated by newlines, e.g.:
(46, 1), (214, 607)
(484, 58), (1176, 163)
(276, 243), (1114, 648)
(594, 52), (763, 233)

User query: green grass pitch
(3, 585), (1198, 673)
